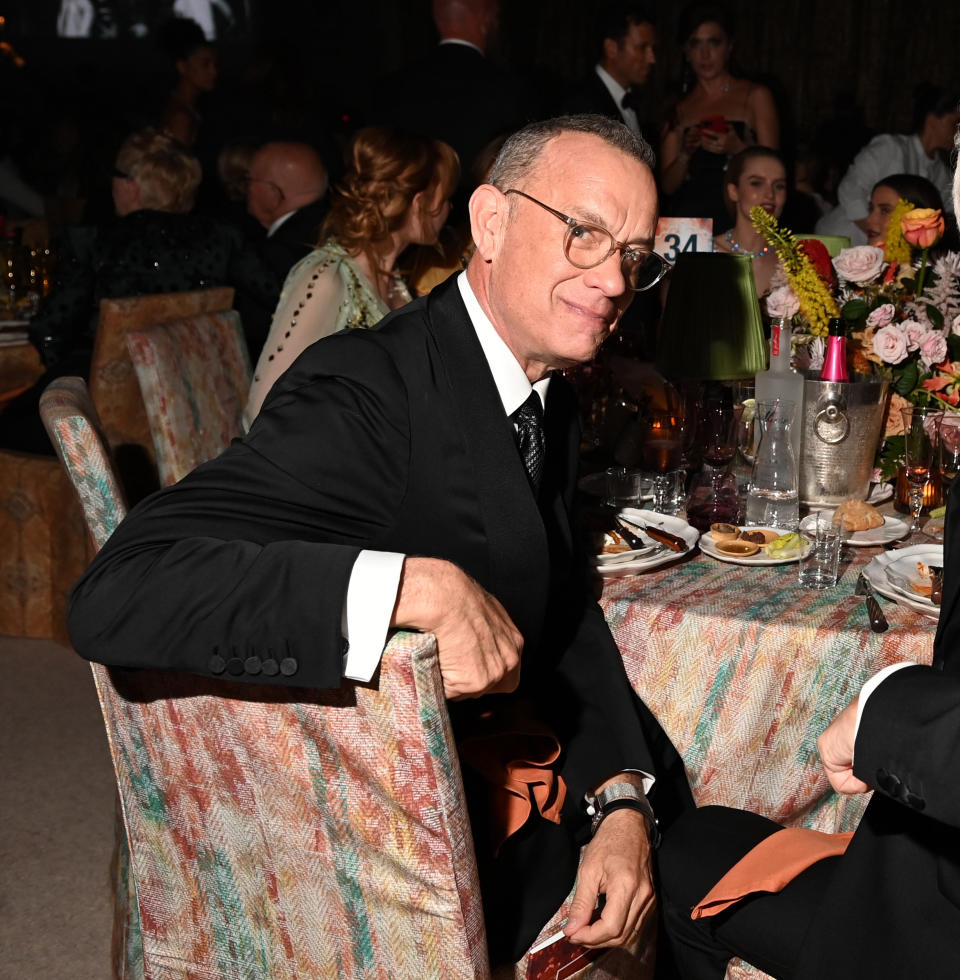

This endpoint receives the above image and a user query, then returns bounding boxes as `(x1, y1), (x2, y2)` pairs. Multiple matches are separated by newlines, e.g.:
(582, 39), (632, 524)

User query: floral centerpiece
(750, 203), (960, 480)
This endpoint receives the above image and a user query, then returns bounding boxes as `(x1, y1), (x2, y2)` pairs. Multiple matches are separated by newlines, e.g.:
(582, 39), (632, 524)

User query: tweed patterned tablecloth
(601, 547), (936, 832)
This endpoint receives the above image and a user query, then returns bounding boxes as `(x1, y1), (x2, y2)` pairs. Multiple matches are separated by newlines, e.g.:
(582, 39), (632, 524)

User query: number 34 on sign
(655, 217), (713, 262)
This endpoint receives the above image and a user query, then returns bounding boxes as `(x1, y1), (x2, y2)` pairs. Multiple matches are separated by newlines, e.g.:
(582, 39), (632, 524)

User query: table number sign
(656, 217), (714, 261)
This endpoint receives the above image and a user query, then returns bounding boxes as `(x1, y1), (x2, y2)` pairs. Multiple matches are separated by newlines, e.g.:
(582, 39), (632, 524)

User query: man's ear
(601, 36), (619, 67)
(469, 183), (507, 261)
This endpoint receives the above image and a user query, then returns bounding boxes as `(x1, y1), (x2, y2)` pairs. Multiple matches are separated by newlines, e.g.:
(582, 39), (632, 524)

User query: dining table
(599, 522), (937, 979)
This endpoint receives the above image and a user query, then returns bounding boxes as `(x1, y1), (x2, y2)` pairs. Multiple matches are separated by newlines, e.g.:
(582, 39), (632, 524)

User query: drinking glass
(639, 413), (684, 514)
(797, 512), (842, 589)
(939, 415), (960, 498)
(901, 406), (944, 533)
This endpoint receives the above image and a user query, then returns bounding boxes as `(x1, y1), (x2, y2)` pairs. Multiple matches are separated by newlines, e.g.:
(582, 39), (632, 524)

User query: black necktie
(512, 391), (545, 492)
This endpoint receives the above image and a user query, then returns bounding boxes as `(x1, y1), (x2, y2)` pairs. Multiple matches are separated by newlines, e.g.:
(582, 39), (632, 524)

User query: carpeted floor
(0, 634), (114, 979)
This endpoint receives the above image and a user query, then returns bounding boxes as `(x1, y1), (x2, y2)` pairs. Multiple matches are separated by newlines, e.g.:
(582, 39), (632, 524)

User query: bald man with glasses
(70, 114), (689, 967)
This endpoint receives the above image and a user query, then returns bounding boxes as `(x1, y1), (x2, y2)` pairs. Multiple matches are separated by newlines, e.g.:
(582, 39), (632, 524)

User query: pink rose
(866, 303), (895, 327)
(919, 331), (948, 369)
(903, 319), (926, 352)
(872, 324), (909, 364)
(832, 245), (886, 284)
(765, 284), (800, 319)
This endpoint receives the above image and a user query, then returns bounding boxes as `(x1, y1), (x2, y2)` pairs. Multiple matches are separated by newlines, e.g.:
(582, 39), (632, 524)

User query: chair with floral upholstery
(40, 376), (649, 980)
(125, 309), (250, 486)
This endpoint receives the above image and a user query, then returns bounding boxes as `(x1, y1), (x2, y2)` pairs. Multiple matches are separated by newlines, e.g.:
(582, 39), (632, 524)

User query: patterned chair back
(125, 310), (251, 486)
(89, 287), (235, 500)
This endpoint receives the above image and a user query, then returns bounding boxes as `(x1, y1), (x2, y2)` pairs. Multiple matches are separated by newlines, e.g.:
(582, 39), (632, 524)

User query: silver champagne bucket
(799, 376), (889, 507)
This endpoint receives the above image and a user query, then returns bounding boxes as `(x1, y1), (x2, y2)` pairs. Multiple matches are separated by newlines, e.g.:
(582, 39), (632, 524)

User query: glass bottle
(755, 316), (804, 461)
(744, 399), (799, 529)
(820, 317), (849, 382)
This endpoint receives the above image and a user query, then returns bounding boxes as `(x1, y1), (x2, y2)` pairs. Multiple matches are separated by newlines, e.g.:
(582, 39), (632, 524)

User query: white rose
(866, 303), (895, 327)
(872, 324), (909, 364)
(919, 331), (948, 369)
(765, 285), (800, 319)
(832, 245), (886, 284)
(903, 319), (926, 352)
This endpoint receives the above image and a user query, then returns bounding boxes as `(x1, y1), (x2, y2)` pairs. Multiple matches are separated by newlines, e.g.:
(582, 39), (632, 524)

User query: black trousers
(654, 806), (840, 980)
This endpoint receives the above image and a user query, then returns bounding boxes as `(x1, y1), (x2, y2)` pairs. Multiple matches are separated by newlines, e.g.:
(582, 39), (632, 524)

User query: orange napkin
(458, 709), (566, 854)
(692, 827), (853, 919)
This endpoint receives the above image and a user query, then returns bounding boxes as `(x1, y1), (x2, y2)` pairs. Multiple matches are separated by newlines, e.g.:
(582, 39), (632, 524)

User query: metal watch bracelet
(586, 784), (661, 847)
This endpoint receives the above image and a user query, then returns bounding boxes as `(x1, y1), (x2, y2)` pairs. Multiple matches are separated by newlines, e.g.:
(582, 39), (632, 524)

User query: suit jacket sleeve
(68, 332), (413, 689)
(854, 664), (960, 829)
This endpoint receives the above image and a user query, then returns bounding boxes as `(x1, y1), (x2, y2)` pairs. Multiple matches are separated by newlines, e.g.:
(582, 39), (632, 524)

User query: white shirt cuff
(342, 550), (405, 682)
(854, 663), (914, 741)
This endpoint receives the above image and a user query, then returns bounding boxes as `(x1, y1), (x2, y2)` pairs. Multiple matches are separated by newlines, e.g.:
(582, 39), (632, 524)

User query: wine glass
(901, 406), (944, 533)
(939, 415), (960, 498)
(639, 413), (684, 513)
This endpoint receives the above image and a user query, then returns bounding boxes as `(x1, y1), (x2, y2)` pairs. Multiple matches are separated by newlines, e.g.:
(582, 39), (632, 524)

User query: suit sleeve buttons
(280, 657), (298, 676)
(208, 654), (226, 675)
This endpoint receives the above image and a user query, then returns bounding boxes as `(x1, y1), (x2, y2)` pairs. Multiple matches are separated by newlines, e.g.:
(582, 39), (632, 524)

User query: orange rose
(884, 393), (913, 437)
(901, 208), (945, 248)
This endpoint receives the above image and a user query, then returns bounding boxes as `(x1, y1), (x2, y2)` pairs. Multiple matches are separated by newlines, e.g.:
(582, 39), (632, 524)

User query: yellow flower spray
(883, 199), (914, 264)
(750, 206), (840, 337)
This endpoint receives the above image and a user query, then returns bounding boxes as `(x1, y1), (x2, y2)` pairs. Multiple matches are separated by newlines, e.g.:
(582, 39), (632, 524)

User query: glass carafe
(745, 400), (799, 529)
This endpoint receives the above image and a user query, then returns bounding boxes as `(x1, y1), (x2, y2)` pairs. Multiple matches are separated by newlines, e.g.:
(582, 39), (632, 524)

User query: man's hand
(563, 809), (654, 948)
(392, 557), (522, 699)
(817, 697), (870, 795)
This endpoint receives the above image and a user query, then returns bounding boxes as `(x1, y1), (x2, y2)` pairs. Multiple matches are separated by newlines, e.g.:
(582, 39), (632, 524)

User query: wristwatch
(585, 782), (660, 847)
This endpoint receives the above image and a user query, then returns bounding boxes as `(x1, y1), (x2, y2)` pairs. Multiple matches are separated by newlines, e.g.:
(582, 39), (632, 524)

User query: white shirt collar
(439, 37), (484, 55)
(266, 209), (298, 238)
(457, 272), (550, 415)
(596, 64), (628, 106)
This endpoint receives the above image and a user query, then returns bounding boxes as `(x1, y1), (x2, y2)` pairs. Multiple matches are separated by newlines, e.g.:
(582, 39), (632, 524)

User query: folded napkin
(692, 827), (853, 919)
(458, 706), (566, 854)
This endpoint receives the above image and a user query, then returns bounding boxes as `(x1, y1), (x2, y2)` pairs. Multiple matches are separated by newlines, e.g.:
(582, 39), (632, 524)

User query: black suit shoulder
(558, 71), (623, 121)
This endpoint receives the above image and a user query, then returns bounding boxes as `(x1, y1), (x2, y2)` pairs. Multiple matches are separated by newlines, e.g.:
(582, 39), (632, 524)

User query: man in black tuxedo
(560, 2), (658, 146)
(69, 114), (690, 965)
(245, 140), (329, 283)
(370, 0), (538, 189)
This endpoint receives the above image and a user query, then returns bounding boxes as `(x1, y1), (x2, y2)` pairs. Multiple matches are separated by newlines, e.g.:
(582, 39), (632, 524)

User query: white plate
(866, 483), (894, 505)
(863, 546), (941, 621)
(700, 527), (812, 566)
(883, 546), (943, 608)
(799, 512), (909, 547)
(578, 471), (654, 502)
(594, 509), (700, 575)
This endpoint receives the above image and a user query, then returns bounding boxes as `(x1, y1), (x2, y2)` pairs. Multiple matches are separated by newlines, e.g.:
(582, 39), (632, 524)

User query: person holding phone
(660, 2), (779, 231)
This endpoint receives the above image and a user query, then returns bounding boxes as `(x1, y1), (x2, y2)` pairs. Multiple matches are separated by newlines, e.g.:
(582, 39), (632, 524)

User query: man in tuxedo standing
(654, 153), (960, 974)
(69, 113), (690, 967)
(560, 2), (658, 145)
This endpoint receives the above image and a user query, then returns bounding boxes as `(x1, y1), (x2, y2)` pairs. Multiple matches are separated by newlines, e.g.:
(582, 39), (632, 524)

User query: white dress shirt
(595, 64), (639, 135)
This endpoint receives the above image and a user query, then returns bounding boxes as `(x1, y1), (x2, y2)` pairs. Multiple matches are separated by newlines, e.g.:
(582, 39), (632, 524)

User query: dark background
(1, 0), (958, 197)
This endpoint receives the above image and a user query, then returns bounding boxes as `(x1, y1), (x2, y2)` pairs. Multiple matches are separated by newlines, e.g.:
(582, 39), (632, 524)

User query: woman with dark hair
(159, 16), (218, 147)
(660, 1), (779, 231)
(713, 146), (787, 297)
(244, 126), (459, 424)
(863, 173), (945, 248)
(816, 83), (959, 245)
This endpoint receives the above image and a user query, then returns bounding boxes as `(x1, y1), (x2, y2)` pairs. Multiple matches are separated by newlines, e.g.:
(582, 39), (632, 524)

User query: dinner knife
(855, 572), (889, 633)
(618, 517), (688, 553)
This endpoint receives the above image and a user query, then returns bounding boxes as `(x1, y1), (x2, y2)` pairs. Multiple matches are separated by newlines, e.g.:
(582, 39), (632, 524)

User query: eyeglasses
(241, 175), (286, 203)
(504, 188), (670, 292)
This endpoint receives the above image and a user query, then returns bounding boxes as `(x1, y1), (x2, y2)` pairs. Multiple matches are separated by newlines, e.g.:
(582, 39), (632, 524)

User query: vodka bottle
(755, 317), (804, 461)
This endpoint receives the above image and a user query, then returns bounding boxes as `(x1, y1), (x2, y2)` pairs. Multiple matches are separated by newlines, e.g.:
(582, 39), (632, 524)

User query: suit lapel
(423, 280), (551, 648)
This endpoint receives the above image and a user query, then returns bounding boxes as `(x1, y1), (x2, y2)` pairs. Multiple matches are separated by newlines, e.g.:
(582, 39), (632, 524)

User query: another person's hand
(700, 126), (744, 156)
(392, 556), (522, 699)
(817, 698), (870, 794)
(563, 808), (654, 948)
(680, 125), (702, 155)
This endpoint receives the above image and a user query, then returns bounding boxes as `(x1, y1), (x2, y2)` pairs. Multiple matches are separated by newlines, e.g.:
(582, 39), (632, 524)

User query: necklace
(725, 230), (771, 259)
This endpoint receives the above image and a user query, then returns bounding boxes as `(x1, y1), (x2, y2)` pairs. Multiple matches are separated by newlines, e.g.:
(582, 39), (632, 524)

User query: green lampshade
(796, 234), (850, 257)
(656, 253), (766, 381)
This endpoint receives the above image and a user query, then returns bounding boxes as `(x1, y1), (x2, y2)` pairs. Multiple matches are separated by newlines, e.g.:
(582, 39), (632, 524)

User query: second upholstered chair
(125, 309), (251, 486)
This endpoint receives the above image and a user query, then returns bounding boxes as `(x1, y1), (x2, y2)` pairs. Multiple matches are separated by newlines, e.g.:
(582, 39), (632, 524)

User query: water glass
(797, 512), (842, 589)
(604, 466), (644, 508)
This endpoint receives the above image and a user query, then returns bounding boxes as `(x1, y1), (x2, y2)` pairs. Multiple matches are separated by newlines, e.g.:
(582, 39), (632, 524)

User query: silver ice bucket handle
(813, 393), (850, 445)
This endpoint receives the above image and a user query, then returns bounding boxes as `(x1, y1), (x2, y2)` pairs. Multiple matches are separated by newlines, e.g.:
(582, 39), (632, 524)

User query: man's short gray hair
(487, 114), (655, 190)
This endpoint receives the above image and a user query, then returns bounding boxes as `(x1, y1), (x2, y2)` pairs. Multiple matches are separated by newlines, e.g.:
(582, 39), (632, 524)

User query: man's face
(482, 132), (657, 377)
(605, 22), (657, 88)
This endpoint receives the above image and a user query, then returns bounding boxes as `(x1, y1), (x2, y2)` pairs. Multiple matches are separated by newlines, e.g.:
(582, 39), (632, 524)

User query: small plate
(700, 527), (811, 566)
(799, 512), (909, 547)
(882, 545), (943, 607)
(867, 483), (894, 505)
(863, 546), (941, 621)
(595, 509), (700, 575)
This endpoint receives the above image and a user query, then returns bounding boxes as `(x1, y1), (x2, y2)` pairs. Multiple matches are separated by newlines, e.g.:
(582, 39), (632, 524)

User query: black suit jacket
(560, 70), (626, 124)
(794, 490), (960, 978)
(69, 274), (684, 960)
(262, 200), (329, 283)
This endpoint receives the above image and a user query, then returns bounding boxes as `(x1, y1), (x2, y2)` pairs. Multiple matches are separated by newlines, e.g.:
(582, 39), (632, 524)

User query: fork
(855, 572), (889, 632)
